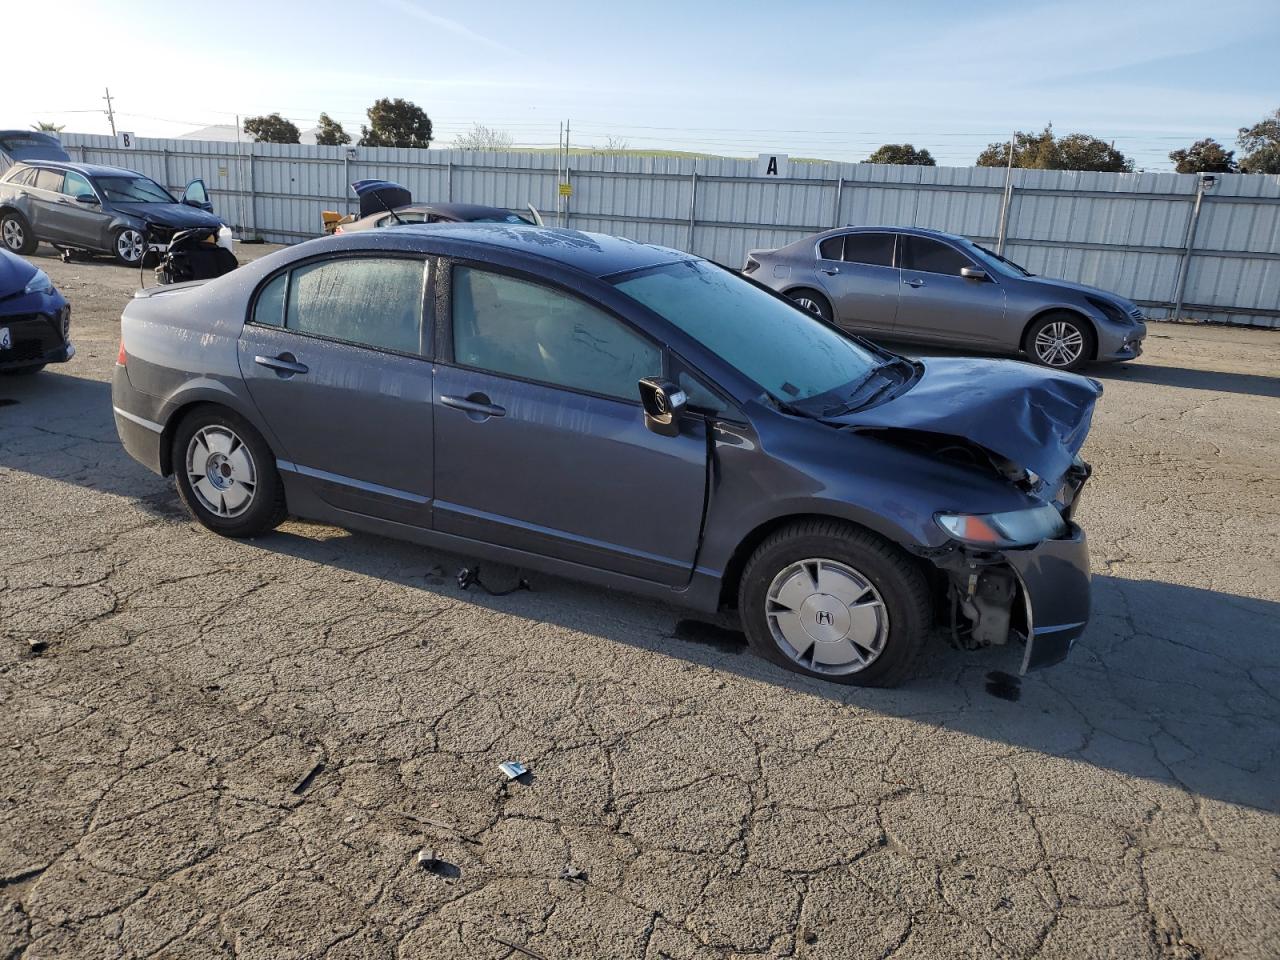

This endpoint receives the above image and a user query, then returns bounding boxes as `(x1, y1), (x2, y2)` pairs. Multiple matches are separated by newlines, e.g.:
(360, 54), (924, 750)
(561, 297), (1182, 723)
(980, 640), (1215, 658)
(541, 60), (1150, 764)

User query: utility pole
(997, 131), (1015, 255)
(103, 87), (117, 136)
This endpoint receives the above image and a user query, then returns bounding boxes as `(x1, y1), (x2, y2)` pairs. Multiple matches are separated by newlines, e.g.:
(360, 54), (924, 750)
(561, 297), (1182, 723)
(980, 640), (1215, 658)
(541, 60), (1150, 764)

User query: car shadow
(5, 370), (1278, 814)
(1090, 362), (1280, 398)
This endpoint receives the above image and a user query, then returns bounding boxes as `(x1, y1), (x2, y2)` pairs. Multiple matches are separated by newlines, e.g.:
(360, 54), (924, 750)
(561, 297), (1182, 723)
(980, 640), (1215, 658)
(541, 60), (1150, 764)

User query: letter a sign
(756, 153), (789, 178)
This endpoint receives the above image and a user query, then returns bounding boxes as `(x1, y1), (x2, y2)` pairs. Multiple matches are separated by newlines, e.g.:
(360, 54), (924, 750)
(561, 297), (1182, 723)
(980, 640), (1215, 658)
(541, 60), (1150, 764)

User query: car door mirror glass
(75, 193), (99, 204)
(639, 377), (687, 437)
(960, 267), (988, 280)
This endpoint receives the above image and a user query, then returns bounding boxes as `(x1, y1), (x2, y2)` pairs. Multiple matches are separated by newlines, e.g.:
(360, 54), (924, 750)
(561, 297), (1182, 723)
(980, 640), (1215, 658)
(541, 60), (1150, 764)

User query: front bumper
(1005, 523), (1091, 672)
(1097, 319), (1146, 362)
(0, 305), (73, 369)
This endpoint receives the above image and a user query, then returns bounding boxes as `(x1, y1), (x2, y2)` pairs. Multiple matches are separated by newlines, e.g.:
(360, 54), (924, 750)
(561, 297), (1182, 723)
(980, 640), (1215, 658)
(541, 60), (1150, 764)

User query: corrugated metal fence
(33, 134), (1280, 327)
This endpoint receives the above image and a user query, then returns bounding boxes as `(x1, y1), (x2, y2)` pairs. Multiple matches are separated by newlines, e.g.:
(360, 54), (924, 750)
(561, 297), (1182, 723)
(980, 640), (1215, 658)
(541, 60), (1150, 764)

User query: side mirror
(638, 377), (687, 437)
(75, 193), (99, 205)
(960, 266), (988, 280)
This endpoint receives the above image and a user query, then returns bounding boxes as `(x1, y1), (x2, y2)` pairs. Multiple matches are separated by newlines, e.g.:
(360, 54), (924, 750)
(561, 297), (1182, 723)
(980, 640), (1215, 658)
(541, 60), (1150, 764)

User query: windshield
(96, 176), (175, 204)
(965, 241), (1034, 278)
(613, 259), (879, 406)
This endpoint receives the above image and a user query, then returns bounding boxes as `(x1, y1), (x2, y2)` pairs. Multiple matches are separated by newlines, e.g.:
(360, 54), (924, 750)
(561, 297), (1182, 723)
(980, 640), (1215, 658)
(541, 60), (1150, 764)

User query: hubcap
(2, 219), (23, 250)
(1034, 321), (1084, 367)
(794, 297), (822, 316)
(117, 229), (145, 263)
(186, 426), (256, 518)
(765, 558), (889, 675)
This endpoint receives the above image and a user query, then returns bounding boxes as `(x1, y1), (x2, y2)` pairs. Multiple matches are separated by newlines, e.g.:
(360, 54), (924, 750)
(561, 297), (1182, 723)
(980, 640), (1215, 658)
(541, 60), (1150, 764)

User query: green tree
(243, 113), (300, 144)
(865, 143), (935, 165)
(359, 98), (433, 148)
(976, 125), (1132, 172)
(1237, 108), (1280, 174)
(1169, 138), (1237, 174)
(31, 121), (64, 133)
(315, 112), (351, 146)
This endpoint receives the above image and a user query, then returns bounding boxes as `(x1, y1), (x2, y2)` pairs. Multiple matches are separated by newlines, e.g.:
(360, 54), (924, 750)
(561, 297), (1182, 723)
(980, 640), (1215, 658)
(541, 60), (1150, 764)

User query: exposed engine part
(925, 546), (1022, 651)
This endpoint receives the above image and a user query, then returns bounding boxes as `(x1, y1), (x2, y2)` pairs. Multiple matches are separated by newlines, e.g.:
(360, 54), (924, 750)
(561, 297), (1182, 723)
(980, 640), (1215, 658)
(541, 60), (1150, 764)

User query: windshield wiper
(822, 356), (915, 415)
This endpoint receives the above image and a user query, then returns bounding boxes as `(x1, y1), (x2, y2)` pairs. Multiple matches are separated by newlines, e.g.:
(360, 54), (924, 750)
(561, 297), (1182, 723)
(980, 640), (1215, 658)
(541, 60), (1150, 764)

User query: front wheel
(113, 227), (146, 266)
(1025, 313), (1095, 371)
(738, 520), (931, 687)
(172, 407), (286, 538)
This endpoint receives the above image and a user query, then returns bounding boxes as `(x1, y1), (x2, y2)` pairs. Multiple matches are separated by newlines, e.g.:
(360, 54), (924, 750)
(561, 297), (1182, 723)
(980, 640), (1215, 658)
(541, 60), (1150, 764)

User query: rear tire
(171, 407), (286, 538)
(738, 519), (931, 687)
(1024, 312), (1095, 371)
(788, 289), (833, 322)
(1, 211), (37, 255)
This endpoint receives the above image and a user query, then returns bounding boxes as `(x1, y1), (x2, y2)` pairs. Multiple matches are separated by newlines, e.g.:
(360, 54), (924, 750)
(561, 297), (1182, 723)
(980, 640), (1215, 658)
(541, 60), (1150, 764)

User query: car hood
(0, 247), (37, 297)
(833, 356), (1102, 488)
(111, 202), (223, 229)
(1026, 275), (1137, 310)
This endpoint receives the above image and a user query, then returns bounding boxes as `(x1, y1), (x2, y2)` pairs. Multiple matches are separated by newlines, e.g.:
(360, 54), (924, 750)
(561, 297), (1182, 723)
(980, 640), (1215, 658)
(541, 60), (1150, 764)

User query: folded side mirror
(638, 377), (687, 437)
(960, 266), (988, 280)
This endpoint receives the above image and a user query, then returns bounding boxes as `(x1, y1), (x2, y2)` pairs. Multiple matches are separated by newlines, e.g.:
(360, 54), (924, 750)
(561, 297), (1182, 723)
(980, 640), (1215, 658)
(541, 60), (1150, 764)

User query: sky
(4, 0), (1279, 170)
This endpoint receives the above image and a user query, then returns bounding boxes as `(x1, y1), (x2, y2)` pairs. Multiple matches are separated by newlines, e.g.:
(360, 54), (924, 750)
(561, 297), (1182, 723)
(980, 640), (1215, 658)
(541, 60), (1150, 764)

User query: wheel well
(157, 401), (261, 476)
(1021, 308), (1098, 361)
(716, 512), (932, 611)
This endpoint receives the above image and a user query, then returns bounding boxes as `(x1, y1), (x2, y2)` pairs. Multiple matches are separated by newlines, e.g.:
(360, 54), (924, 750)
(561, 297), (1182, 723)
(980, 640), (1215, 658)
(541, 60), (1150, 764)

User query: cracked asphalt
(2, 245), (1278, 959)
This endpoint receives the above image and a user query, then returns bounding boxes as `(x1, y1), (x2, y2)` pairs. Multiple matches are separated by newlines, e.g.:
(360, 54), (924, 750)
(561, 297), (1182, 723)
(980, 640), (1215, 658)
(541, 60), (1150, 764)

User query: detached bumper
(1005, 523), (1091, 672)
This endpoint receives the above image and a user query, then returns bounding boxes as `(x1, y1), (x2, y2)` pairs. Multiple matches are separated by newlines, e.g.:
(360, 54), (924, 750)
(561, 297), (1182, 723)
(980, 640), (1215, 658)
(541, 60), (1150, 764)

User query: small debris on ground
(492, 936), (550, 960)
(558, 865), (587, 882)
(499, 760), (530, 781)
(456, 565), (531, 596)
(417, 848), (440, 868)
(27, 638), (47, 655)
(291, 759), (325, 795)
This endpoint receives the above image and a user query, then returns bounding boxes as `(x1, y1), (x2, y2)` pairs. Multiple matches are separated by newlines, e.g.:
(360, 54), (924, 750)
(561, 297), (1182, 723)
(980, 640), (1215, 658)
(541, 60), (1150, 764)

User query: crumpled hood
(0, 248), (37, 298)
(835, 356), (1102, 488)
(112, 202), (223, 229)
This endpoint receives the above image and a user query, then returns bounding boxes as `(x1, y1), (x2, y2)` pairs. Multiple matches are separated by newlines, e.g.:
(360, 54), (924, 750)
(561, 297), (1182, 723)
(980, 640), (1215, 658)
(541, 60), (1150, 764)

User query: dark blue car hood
(0, 248), (37, 298)
(112, 202), (223, 229)
(836, 356), (1101, 488)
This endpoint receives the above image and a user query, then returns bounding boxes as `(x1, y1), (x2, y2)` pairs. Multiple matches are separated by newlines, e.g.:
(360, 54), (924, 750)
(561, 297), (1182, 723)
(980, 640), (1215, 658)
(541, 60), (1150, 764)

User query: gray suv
(0, 161), (222, 265)
(745, 227), (1146, 371)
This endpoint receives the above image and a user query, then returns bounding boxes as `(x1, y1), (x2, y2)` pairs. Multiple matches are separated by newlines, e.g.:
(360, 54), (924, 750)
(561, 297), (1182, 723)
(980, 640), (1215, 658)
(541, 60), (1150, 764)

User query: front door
(897, 235), (1007, 345)
(816, 231), (902, 333)
(55, 170), (112, 248)
(433, 264), (708, 586)
(236, 254), (435, 526)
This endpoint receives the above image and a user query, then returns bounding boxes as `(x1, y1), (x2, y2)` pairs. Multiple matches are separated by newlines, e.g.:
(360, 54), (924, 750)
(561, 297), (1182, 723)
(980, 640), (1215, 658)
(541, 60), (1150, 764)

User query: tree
(604, 136), (631, 153)
(1237, 108), (1280, 174)
(452, 123), (513, 151)
(243, 113), (300, 144)
(359, 98), (433, 149)
(315, 113), (351, 146)
(976, 125), (1132, 172)
(31, 121), (64, 133)
(865, 143), (935, 165)
(1169, 138), (1237, 174)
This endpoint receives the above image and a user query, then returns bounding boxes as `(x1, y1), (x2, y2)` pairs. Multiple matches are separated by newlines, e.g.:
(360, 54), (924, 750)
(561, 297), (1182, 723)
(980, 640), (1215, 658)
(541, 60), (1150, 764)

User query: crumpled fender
(835, 357), (1102, 488)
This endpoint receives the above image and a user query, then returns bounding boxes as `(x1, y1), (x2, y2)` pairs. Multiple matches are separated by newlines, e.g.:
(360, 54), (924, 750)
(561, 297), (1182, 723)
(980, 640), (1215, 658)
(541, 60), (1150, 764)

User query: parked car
(0, 248), (72, 376)
(0, 161), (223, 266)
(113, 224), (1100, 687)
(745, 226), (1146, 371)
(0, 130), (71, 168)
(322, 179), (542, 234)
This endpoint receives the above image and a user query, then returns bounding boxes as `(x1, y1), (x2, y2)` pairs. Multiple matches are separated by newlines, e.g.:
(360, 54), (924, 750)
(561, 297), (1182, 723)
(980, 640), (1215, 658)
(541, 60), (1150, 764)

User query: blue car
(112, 225), (1099, 687)
(0, 249), (72, 375)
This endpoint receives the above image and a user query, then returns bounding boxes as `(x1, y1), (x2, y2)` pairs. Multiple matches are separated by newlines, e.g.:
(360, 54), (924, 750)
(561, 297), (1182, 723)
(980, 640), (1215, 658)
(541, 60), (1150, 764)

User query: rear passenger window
(818, 236), (844, 260)
(253, 272), (287, 327)
(452, 266), (660, 401)
(35, 169), (64, 193)
(904, 236), (973, 276)
(286, 257), (427, 355)
(5, 167), (36, 186)
(842, 233), (896, 267)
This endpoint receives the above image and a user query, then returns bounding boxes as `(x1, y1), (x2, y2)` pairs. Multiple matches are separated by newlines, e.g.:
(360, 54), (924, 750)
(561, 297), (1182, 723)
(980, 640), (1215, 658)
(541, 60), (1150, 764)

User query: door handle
(903, 277), (926, 288)
(254, 353), (309, 376)
(441, 394), (506, 419)
(819, 266), (840, 275)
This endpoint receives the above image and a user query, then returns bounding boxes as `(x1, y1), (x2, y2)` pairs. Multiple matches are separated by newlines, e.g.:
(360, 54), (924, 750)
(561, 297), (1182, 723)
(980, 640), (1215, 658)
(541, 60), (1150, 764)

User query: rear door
(432, 263), (708, 586)
(236, 254), (436, 526)
(28, 167), (70, 242)
(816, 231), (901, 333)
(898, 235), (1006, 345)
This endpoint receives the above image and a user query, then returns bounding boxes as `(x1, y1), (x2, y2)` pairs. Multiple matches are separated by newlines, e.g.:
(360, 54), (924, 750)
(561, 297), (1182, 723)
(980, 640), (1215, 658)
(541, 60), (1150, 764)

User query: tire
(788, 289), (833, 322)
(1024, 312), (1095, 371)
(738, 519), (931, 687)
(1, 211), (37, 255)
(0, 363), (46, 376)
(112, 227), (146, 266)
(171, 407), (286, 538)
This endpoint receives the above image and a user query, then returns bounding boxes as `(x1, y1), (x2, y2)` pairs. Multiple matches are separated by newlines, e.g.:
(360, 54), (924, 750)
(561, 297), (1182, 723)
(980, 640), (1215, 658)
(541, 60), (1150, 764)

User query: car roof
(400, 201), (526, 220)
(326, 222), (697, 279)
(835, 225), (968, 243)
(19, 159), (153, 179)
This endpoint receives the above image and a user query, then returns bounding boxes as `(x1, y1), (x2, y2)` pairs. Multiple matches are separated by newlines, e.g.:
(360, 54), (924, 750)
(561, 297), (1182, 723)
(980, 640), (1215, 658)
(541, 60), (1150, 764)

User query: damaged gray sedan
(112, 224), (1100, 686)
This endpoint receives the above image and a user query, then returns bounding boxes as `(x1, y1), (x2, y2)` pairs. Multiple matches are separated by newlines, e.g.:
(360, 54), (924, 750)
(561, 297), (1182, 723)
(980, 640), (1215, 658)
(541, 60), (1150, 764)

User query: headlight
(936, 504), (1067, 547)
(24, 269), (53, 296)
(1085, 296), (1130, 326)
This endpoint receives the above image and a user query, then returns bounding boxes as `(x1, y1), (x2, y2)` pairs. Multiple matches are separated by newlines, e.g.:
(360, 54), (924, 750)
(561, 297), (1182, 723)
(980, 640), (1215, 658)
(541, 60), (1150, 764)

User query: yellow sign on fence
(558, 182), (573, 197)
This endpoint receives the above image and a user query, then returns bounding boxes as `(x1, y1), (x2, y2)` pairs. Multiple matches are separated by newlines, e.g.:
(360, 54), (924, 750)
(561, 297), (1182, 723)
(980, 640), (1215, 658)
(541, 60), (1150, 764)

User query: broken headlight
(936, 504), (1067, 548)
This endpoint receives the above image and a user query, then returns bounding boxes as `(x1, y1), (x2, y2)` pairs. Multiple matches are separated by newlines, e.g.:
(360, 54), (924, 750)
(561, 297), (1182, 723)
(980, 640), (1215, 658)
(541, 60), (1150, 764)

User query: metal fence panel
(5, 134), (1270, 327)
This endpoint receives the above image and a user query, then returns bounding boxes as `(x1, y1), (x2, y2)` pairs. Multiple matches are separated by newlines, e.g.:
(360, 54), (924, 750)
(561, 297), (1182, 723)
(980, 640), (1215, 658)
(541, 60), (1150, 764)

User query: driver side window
(63, 171), (93, 199)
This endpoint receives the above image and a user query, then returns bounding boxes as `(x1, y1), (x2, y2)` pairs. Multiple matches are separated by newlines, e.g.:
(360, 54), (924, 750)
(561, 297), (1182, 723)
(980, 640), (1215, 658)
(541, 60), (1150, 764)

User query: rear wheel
(1, 211), (36, 255)
(788, 289), (833, 322)
(738, 520), (931, 687)
(171, 407), (286, 538)
(113, 227), (146, 266)
(1025, 312), (1095, 371)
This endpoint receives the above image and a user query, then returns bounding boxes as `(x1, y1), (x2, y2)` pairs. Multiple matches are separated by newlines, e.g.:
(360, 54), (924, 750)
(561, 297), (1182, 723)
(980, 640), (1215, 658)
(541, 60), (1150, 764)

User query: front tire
(1024, 312), (1095, 371)
(1, 211), (37, 255)
(171, 407), (286, 538)
(788, 289), (833, 322)
(738, 520), (931, 687)
(113, 227), (146, 266)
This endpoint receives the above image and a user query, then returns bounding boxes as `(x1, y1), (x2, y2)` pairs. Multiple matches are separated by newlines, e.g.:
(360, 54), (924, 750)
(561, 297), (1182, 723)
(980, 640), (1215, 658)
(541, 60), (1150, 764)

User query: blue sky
(6, 0), (1279, 169)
